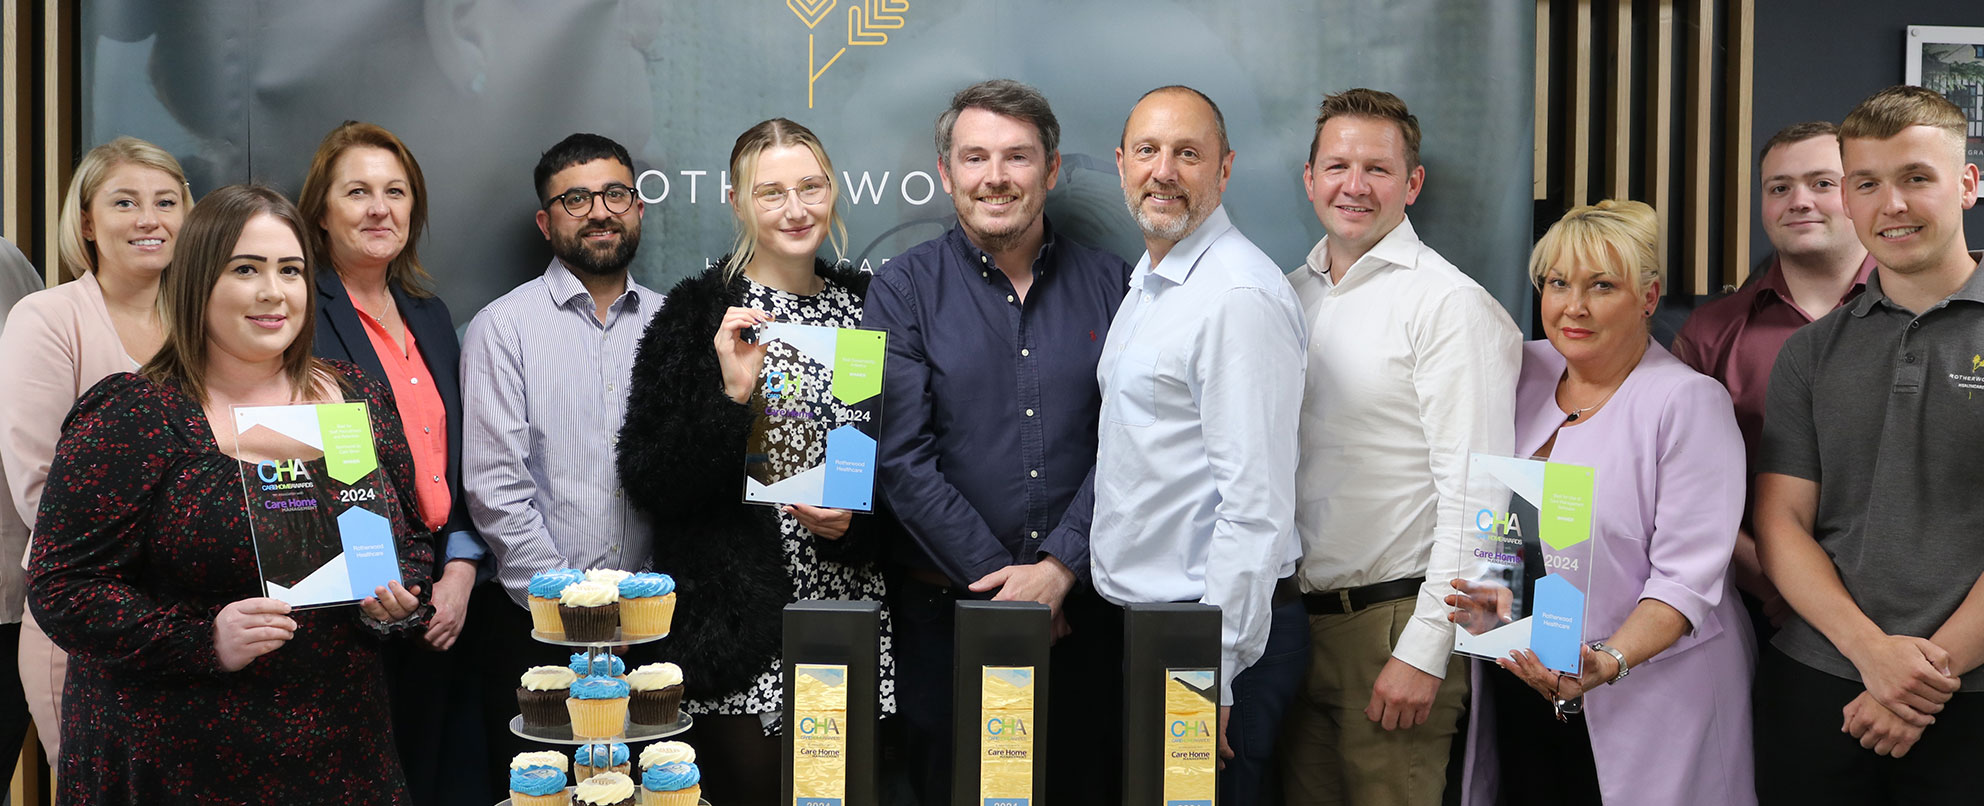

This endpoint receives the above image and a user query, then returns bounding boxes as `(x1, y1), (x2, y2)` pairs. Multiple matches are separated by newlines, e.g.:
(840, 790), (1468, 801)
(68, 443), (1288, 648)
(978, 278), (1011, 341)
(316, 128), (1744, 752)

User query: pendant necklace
(1561, 380), (1621, 424)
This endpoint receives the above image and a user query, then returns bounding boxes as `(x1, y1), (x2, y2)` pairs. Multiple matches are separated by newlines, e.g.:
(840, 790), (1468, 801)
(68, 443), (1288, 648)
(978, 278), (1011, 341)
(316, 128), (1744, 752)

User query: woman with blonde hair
(1457, 199), (1755, 805)
(0, 136), (191, 760)
(618, 117), (894, 805)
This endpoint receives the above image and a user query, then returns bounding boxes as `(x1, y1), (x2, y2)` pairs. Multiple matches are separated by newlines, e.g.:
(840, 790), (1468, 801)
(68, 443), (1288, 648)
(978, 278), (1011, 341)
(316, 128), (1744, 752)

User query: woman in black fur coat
(616, 118), (894, 805)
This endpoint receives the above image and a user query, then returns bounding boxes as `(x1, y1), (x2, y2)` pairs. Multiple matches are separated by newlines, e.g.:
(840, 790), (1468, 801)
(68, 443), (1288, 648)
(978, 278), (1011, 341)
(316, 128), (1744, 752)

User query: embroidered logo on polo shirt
(1950, 355), (1984, 399)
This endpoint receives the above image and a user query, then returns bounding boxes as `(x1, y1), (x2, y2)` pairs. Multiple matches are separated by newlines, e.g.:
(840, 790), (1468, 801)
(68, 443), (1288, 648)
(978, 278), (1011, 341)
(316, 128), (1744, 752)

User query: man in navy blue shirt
(863, 78), (1133, 804)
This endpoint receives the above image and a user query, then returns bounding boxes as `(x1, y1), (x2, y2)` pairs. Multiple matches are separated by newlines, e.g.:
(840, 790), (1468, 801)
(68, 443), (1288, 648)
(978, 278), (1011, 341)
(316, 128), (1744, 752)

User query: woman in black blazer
(300, 121), (484, 806)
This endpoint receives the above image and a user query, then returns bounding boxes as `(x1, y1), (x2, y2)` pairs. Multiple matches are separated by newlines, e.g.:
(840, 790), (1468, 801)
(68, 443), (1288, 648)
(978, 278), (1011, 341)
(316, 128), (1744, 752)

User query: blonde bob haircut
(724, 118), (847, 282)
(56, 137), (192, 281)
(1528, 199), (1662, 298)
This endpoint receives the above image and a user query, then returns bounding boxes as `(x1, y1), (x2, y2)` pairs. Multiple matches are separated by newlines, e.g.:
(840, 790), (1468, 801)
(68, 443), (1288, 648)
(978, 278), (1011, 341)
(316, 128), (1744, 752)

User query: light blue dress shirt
(460, 259), (658, 606)
(1092, 206), (1307, 704)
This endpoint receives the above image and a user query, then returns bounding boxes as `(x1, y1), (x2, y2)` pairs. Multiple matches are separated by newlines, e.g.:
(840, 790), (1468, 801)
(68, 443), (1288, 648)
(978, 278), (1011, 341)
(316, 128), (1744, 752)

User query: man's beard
(553, 221), (642, 276)
(1124, 182), (1205, 243)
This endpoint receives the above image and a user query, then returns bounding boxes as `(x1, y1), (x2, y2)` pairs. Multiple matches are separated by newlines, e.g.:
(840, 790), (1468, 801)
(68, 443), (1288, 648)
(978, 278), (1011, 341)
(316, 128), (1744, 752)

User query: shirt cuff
(1219, 649), (1240, 707)
(1392, 613), (1457, 679)
(444, 530), (488, 565)
(1038, 528), (1090, 585)
(1640, 578), (1714, 637)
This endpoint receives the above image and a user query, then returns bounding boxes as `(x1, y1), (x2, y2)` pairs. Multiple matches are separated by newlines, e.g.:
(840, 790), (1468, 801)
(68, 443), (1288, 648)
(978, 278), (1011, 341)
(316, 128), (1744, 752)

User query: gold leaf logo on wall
(799, 0), (912, 108)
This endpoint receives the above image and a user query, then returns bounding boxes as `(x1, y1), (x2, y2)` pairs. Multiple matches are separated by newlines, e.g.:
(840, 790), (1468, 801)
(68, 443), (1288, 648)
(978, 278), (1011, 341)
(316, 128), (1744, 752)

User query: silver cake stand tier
(507, 713), (694, 744)
(530, 628), (668, 647)
(496, 789), (709, 806)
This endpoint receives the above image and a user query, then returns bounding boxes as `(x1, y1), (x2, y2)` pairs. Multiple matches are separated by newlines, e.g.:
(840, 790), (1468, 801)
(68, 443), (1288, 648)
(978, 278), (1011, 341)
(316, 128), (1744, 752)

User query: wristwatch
(1588, 641), (1630, 684)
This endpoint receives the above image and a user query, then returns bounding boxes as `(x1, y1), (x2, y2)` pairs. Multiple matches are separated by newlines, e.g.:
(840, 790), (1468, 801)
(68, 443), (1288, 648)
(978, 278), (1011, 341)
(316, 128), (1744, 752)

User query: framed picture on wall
(1908, 25), (1984, 166)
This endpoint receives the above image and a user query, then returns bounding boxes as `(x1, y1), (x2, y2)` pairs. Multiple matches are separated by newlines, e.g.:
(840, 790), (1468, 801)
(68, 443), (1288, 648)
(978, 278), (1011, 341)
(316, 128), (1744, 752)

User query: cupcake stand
(497, 628), (709, 806)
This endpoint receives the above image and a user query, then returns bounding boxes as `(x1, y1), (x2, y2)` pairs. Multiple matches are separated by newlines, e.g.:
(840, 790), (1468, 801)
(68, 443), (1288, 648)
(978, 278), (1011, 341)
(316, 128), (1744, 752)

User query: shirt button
(1025, 408), (1035, 417)
(1020, 348), (1030, 357)
(615, 489), (623, 498)
(607, 383), (616, 392)
(981, 271), (988, 278)
(423, 427), (431, 434)
(1905, 354), (1916, 364)
(980, 255), (988, 264)
(431, 475), (441, 482)
(1029, 469), (1039, 478)
(1030, 530), (1039, 539)
(1007, 294), (1015, 303)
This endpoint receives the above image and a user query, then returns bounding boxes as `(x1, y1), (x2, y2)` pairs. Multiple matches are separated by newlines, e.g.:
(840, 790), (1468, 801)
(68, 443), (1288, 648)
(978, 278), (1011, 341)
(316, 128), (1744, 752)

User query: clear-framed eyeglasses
(752, 177), (831, 210)
(545, 184), (636, 218)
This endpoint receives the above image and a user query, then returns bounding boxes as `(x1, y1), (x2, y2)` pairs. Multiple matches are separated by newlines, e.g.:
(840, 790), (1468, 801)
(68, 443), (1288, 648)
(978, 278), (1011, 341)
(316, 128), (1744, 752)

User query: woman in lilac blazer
(1459, 200), (1756, 805)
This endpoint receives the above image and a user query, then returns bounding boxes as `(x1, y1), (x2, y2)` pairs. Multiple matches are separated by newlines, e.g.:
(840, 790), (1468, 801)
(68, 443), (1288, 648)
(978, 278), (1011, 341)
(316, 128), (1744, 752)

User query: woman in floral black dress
(619, 119), (894, 806)
(26, 185), (432, 805)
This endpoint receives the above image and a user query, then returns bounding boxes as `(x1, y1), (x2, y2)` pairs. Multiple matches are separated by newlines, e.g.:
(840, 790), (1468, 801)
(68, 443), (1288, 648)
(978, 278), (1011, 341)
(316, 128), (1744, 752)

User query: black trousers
(890, 571), (1123, 806)
(1755, 644), (1984, 805)
(0, 621), (28, 766)
(383, 609), (488, 806)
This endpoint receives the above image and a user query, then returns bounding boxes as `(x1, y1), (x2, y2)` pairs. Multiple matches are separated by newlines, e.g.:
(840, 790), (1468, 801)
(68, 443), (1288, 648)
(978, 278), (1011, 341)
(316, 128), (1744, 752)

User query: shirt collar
(1304, 215), (1423, 283)
(1140, 205), (1234, 287)
(1754, 253), (1876, 313)
(947, 216), (1062, 283)
(542, 258), (639, 312)
(1851, 250), (1984, 317)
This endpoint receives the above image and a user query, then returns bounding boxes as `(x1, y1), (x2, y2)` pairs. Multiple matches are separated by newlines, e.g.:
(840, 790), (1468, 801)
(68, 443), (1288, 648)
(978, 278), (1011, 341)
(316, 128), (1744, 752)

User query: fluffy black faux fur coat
(616, 257), (883, 701)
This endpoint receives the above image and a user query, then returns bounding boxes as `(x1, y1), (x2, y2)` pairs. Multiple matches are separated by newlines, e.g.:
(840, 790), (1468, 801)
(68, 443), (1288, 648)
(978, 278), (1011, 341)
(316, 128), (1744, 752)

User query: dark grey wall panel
(81, 0), (1535, 326)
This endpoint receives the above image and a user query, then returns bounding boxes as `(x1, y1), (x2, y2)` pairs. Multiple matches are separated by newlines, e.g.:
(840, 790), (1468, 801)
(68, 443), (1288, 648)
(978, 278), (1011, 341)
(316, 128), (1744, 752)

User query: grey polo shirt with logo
(1761, 252), (1984, 692)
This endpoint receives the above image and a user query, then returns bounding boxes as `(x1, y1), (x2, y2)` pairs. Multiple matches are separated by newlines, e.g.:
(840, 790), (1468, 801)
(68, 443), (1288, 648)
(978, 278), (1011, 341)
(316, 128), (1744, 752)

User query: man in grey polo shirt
(1754, 85), (1984, 803)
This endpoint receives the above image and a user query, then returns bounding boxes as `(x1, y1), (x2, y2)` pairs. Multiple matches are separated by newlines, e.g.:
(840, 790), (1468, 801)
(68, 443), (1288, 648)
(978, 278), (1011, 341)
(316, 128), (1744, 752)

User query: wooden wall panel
(1724, 0), (1754, 288)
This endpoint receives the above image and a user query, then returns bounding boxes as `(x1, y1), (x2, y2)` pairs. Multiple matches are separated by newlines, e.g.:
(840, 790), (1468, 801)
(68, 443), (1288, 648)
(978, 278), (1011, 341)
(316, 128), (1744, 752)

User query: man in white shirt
(1280, 88), (1521, 805)
(1092, 85), (1309, 806)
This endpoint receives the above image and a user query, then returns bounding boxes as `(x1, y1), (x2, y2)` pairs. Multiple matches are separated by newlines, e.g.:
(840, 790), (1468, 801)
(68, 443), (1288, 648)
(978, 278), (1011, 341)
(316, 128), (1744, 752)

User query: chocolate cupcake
(557, 580), (621, 642)
(517, 666), (579, 728)
(574, 771), (638, 806)
(627, 662), (686, 726)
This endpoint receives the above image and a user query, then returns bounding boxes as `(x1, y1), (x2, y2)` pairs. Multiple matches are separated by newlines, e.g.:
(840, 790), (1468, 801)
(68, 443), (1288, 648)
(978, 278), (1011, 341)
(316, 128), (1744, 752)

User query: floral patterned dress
(685, 274), (897, 718)
(26, 366), (433, 805)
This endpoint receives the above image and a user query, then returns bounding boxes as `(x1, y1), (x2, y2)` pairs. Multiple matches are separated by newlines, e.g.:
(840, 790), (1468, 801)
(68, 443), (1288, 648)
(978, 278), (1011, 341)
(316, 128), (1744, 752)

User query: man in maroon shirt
(1672, 121), (1873, 639)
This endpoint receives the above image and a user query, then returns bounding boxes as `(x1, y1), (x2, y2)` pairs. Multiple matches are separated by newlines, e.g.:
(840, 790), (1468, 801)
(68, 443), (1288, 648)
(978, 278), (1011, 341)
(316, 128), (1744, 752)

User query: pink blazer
(1462, 339), (1757, 806)
(0, 273), (143, 539)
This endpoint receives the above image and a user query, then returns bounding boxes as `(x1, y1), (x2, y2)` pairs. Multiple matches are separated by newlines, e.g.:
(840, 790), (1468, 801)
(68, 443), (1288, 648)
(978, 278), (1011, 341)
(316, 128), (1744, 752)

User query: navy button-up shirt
(863, 219), (1133, 587)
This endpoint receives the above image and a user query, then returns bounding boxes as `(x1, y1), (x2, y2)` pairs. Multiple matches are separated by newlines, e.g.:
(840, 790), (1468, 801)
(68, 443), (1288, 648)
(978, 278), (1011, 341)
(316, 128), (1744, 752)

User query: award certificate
(232, 402), (401, 608)
(743, 323), (885, 512)
(1450, 452), (1597, 675)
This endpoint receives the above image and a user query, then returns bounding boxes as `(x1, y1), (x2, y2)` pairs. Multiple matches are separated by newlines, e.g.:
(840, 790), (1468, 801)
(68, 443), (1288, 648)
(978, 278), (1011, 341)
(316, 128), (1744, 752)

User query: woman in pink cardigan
(0, 137), (191, 760)
(1459, 200), (1756, 805)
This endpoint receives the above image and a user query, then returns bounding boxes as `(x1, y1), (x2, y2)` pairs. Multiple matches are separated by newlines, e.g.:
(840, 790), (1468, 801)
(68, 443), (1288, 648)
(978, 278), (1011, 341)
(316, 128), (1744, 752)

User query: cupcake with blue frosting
(618, 572), (676, 637)
(528, 568), (585, 636)
(639, 761), (701, 806)
(508, 751), (570, 806)
(574, 741), (631, 779)
(570, 651), (627, 679)
(566, 676), (631, 739)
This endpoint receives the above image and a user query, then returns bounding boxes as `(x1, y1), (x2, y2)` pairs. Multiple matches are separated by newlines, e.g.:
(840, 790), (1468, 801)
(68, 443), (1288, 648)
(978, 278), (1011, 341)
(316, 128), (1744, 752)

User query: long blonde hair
(56, 137), (192, 280)
(725, 118), (847, 282)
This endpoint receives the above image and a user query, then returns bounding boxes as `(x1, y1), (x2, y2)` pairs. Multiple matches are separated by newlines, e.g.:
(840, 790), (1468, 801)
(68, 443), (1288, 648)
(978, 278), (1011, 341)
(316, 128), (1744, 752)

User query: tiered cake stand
(496, 628), (708, 805)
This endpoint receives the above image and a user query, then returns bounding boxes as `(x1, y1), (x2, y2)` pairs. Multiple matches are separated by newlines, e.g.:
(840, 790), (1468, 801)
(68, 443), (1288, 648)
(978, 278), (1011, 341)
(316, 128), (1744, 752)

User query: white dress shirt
(1093, 206), (1307, 705)
(461, 259), (659, 606)
(1288, 216), (1520, 677)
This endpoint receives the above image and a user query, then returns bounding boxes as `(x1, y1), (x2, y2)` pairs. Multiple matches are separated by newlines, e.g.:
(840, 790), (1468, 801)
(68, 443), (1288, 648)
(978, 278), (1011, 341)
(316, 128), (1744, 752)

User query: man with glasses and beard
(863, 79), (1133, 804)
(459, 133), (661, 799)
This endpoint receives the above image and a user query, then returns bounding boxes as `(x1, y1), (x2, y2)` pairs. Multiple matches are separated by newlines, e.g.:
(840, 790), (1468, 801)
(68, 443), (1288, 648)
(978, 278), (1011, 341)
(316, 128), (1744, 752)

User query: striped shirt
(461, 259), (659, 606)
